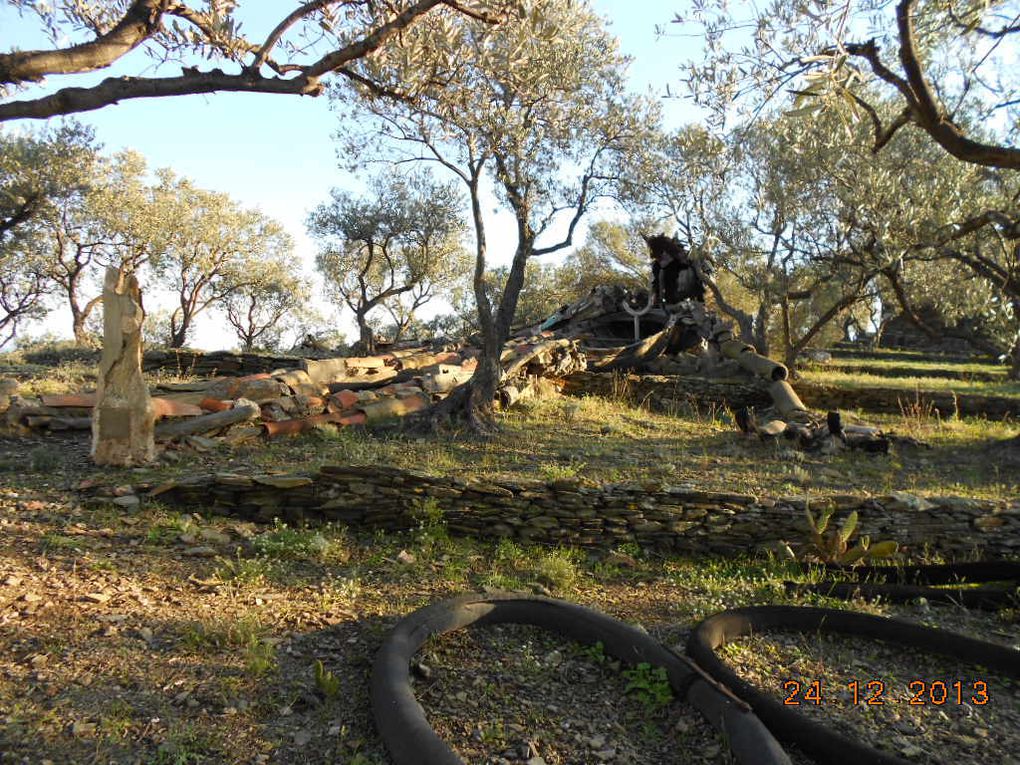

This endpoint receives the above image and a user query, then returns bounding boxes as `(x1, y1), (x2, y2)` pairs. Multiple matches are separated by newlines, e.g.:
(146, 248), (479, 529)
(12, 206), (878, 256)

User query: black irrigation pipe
(811, 561), (1020, 585)
(687, 605), (1020, 765)
(784, 580), (1016, 609)
(788, 561), (1020, 610)
(371, 593), (793, 765)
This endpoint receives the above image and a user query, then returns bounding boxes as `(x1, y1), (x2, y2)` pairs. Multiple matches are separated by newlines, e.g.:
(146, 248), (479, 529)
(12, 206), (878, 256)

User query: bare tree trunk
(780, 295), (797, 371)
(71, 305), (90, 346)
(753, 301), (770, 356)
(1009, 335), (1020, 381)
(467, 345), (501, 430)
(356, 312), (375, 355)
(168, 321), (189, 349)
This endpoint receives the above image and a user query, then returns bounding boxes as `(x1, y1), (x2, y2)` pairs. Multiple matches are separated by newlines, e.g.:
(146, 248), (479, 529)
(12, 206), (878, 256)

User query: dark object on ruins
(643, 233), (706, 305)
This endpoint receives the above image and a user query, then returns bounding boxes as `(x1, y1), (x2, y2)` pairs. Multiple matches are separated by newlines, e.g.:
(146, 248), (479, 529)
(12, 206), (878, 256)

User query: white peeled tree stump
(91, 267), (156, 465)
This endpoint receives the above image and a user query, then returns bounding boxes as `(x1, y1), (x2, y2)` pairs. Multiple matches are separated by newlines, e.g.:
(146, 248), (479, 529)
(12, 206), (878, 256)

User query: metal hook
(622, 292), (655, 341)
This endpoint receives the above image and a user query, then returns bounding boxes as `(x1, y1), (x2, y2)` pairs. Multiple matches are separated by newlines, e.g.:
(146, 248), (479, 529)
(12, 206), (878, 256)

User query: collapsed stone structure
(1, 243), (897, 453)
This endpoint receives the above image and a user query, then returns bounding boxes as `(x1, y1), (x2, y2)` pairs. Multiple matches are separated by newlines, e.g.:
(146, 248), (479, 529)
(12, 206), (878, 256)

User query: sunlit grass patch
(800, 368), (1020, 398)
(251, 520), (351, 564)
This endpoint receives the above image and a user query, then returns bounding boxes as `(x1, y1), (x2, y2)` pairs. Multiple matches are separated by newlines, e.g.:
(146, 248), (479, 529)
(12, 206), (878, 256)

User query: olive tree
(149, 171), (293, 348)
(223, 262), (310, 352)
(0, 0), (501, 122)
(677, 0), (1020, 169)
(308, 172), (468, 354)
(0, 121), (102, 344)
(344, 0), (657, 429)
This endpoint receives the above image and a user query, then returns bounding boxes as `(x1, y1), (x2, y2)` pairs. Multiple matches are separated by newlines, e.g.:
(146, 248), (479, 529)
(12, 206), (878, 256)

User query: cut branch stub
(91, 267), (155, 466)
(719, 339), (789, 381)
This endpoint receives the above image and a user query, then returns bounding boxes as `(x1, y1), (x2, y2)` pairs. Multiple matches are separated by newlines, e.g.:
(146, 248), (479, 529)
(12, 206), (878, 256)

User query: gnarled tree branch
(840, 0), (1020, 169)
(0, 0), (491, 122)
(0, 0), (166, 85)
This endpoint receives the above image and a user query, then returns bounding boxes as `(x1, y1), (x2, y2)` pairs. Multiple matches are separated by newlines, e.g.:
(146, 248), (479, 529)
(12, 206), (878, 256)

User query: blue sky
(1, 1), (700, 348)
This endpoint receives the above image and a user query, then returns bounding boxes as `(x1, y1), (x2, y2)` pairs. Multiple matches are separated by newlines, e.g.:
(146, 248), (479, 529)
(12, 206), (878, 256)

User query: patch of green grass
(211, 553), (274, 587)
(180, 614), (264, 650)
(40, 532), (81, 551)
(144, 513), (197, 545)
(26, 445), (64, 473)
(244, 638), (277, 677)
(537, 459), (587, 481)
(800, 368), (1020, 398)
(151, 723), (223, 765)
(251, 520), (350, 564)
(98, 699), (135, 739)
(313, 659), (341, 699)
(812, 355), (1004, 377)
(531, 547), (584, 592)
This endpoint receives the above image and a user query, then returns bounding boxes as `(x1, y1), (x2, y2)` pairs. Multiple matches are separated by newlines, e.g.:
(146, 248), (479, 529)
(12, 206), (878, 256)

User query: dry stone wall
(151, 466), (1020, 559)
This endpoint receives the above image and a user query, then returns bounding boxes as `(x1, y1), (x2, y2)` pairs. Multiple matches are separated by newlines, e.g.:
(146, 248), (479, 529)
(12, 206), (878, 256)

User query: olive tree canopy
(678, 0), (1020, 169)
(342, 0), (658, 428)
(0, 0), (500, 122)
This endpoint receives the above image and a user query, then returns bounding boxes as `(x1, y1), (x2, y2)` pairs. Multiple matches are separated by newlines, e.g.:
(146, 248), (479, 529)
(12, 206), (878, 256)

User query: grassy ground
(1, 488), (1016, 765)
(3, 393), (1017, 502)
(810, 356), (1005, 378)
(798, 368), (1020, 400)
(1, 348), (1018, 764)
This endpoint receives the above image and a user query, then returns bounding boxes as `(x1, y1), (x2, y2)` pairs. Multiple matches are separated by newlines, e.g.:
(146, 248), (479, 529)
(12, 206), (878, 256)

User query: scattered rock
(182, 546), (217, 557)
(396, 549), (416, 565)
(71, 721), (96, 737)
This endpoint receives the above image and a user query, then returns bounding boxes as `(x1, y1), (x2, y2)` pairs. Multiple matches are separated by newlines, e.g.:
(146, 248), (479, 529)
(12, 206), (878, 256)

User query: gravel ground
(419, 623), (735, 764)
(719, 623), (1020, 764)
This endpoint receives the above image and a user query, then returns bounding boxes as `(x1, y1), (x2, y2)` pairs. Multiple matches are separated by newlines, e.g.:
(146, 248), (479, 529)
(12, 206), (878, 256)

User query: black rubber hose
(371, 593), (792, 765)
(784, 580), (1017, 609)
(688, 605), (1020, 765)
(812, 561), (1020, 585)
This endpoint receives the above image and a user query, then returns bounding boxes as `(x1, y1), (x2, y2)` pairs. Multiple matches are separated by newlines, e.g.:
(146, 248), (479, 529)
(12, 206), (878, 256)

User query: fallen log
(155, 401), (260, 439)
(589, 317), (681, 371)
(719, 339), (788, 382)
(768, 380), (809, 419)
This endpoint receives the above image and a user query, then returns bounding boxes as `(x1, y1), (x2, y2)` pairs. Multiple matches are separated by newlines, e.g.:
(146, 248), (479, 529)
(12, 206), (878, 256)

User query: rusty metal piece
(151, 398), (204, 418)
(622, 293), (655, 341)
(41, 393), (98, 408)
(199, 397), (231, 413)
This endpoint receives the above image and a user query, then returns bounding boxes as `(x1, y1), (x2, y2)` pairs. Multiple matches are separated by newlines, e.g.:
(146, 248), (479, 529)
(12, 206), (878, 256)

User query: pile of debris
(523, 287), (895, 453)
(0, 337), (587, 446)
(1, 262), (893, 454)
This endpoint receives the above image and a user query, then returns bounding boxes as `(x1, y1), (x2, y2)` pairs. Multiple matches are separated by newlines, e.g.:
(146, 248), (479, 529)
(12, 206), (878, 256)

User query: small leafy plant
(314, 659), (341, 699)
(579, 640), (608, 665)
(804, 505), (899, 564)
(622, 662), (673, 712)
(244, 637), (276, 677)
